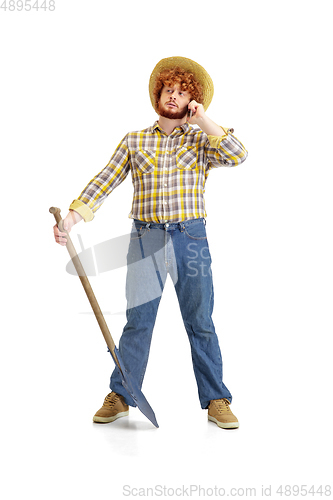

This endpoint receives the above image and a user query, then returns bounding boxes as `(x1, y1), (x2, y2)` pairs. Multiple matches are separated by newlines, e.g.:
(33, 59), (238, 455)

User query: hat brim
(149, 56), (214, 113)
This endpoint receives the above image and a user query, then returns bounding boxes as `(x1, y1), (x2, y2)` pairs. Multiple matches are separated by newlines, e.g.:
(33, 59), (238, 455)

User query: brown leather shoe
(208, 398), (239, 429)
(93, 392), (129, 423)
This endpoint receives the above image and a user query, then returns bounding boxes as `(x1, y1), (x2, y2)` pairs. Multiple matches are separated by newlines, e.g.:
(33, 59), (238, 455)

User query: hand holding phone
(187, 101), (206, 123)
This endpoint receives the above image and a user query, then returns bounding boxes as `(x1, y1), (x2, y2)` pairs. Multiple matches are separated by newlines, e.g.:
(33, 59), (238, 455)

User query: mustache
(166, 100), (178, 107)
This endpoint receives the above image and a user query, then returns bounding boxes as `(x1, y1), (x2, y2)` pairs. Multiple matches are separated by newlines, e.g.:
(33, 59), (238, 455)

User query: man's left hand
(187, 100), (225, 137)
(187, 100), (205, 123)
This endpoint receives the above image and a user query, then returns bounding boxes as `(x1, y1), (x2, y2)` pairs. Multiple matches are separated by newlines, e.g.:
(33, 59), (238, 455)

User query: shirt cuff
(207, 127), (234, 148)
(69, 199), (94, 222)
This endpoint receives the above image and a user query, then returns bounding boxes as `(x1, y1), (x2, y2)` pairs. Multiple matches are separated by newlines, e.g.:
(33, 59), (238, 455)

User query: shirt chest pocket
(175, 146), (198, 170)
(134, 149), (156, 174)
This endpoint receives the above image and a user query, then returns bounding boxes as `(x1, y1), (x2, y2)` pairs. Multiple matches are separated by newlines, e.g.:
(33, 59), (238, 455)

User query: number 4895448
(1, 1), (55, 10)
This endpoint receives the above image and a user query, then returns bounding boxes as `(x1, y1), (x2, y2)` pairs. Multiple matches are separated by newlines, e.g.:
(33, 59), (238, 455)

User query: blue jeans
(110, 218), (232, 409)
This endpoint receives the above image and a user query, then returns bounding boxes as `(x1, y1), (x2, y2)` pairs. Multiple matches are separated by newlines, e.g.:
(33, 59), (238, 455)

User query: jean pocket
(184, 220), (207, 240)
(130, 224), (149, 240)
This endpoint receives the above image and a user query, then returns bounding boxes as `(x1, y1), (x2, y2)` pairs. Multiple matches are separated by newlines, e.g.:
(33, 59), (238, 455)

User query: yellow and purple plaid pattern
(69, 122), (248, 223)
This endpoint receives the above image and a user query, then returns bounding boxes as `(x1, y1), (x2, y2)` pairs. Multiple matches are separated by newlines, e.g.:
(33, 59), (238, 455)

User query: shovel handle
(49, 206), (120, 369)
(49, 206), (62, 225)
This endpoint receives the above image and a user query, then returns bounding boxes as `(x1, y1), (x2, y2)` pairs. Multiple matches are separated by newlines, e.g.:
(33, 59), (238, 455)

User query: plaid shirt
(69, 121), (248, 223)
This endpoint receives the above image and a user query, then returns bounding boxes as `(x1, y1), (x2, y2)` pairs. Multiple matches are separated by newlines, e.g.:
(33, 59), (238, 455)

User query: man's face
(158, 84), (191, 120)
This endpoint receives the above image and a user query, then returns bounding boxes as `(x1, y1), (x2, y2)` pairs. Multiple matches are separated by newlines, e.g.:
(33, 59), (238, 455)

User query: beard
(158, 101), (188, 120)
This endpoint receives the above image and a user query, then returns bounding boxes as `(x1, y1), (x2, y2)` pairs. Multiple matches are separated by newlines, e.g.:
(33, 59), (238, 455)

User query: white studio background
(1, 0), (332, 499)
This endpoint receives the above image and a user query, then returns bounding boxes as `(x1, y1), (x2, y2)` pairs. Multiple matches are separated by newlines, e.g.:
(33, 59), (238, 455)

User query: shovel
(49, 207), (159, 428)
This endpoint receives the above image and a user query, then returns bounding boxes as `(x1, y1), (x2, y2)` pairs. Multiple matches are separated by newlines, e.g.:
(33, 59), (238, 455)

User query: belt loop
(145, 223), (151, 230)
(203, 218), (206, 226)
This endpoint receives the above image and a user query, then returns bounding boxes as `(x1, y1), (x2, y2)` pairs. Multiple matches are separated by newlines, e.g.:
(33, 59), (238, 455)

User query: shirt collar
(151, 121), (191, 135)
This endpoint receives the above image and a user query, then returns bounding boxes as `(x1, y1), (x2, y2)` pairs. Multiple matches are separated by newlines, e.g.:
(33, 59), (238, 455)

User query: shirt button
(164, 183), (167, 187)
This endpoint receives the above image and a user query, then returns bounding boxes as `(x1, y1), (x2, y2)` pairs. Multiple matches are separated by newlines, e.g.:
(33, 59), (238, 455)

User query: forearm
(65, 210), (83, 230)
(69, 209), (83, 223)
(196, 115), (226, 137)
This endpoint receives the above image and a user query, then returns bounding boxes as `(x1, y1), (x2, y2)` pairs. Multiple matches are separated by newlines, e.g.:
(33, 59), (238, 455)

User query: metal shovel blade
(111, 347), (159, 428)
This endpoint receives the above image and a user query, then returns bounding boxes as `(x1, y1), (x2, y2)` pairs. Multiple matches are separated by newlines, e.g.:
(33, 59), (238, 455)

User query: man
(54, 56), (248, 429)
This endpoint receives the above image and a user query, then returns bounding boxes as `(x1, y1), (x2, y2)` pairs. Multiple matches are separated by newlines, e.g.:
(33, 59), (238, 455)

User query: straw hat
(149, 56), (214, 113)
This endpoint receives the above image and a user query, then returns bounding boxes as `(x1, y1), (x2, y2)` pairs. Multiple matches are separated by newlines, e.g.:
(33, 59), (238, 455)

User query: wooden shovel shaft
(49, 207), (120, 370)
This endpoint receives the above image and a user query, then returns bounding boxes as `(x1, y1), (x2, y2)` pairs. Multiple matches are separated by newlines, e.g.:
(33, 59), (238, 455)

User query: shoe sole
(93, 410), (129, 423)
(208, 415), (239, 429)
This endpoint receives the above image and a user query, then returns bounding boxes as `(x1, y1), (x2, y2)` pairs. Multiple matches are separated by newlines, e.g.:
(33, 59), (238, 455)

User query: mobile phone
(187, 108), (192, 119)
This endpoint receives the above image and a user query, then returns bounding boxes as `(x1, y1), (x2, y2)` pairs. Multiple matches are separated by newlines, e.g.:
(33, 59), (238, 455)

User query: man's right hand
(53, 210), (83, 246)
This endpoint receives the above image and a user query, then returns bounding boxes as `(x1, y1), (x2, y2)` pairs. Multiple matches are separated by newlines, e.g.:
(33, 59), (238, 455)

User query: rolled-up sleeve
(205, 129), (248, 168)
(69, 135), (131, 221)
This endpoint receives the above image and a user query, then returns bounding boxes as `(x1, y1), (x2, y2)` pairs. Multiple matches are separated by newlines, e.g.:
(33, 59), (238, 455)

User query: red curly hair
(153, 67), (203, 110)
